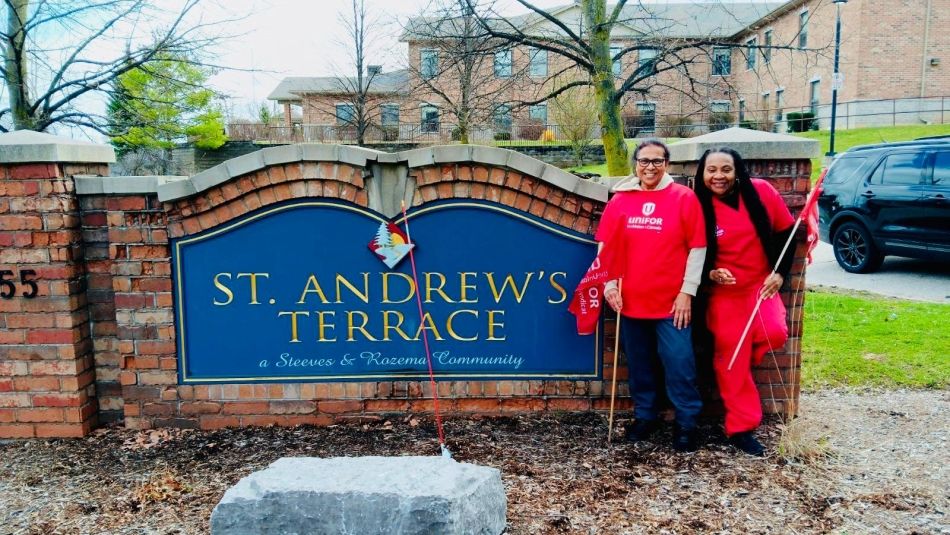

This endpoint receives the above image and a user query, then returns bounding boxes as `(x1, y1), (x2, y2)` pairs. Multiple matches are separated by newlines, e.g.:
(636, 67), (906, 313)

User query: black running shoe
(673, 426), (698, 452)
(729, 431), (765, 456)
(625, 419), (659, 443)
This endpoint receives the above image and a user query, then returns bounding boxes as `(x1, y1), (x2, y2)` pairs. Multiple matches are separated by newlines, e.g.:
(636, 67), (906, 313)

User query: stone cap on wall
(74, 175), (188, 195)
(668, 127), (820, 162)
(147, 144), (607, 203)
(0, 130), (116, 163)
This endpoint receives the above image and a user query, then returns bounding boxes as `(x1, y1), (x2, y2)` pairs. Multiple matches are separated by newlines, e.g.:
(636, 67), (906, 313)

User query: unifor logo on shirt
(715, 225), (725, 237)
(627, 202), (664, 231)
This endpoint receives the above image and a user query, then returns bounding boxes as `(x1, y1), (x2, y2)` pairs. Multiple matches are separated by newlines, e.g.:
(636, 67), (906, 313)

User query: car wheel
(832, 222), (884, 273)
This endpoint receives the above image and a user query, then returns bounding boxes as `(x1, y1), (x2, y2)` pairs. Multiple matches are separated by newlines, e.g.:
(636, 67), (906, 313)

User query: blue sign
(172, 199), (600, 383)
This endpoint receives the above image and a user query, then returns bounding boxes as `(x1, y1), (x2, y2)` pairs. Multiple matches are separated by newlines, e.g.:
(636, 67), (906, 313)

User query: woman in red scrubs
(693, 147), (795, 456)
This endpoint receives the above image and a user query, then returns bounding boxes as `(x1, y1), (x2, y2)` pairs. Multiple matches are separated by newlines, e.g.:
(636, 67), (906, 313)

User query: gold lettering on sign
(486, 310), (506, 340)
(485, 272), (534, 303)
(236, 273), (269, 305)
(458, 272), (478, 303)
(446, 310), (478, 341)
(335, 273), (369, 304)
(381, 272), (414, 304)
(278, 311), (310, 343)
(425, 272), (455, 303)
(316, 311), (337, 342)
(382, 310), (413, 341)
(346, 311), (378, 341)
(547, 272), (568, 304)
(212, 273), (233, 305)
(297, 274), (330, 304)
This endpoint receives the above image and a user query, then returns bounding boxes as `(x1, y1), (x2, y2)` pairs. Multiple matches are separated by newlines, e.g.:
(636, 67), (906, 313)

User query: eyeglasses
(636, 158), (667, 167)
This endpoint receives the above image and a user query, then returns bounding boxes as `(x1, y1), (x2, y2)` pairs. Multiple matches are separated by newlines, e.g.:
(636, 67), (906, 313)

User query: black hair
(631, 139), (670, 164)
(692, 147), (776, 281)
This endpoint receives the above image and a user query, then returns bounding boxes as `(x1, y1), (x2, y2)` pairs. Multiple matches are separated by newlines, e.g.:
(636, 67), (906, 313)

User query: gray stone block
(470, 146), (511, 168)
(573, 177), (609, 202)
(432, 144), (473, 163)
(0, 130), (115, 163)
(506, 151), (546, 179)
(338, 145), (379, 167)
(539, 164), (579, 193)
(157, 178), (198, 202)
(191, 163), (231, 194)
(300, 143), (340, 162)
(225, 151), (265, 180)
(261, 145), (302, 166)
(403, 147), (436, 168)
(210, 456), (506, 535)
(668, 127), (820, 161)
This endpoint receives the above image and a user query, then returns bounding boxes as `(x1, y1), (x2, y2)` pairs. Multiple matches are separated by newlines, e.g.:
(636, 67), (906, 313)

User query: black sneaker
(625, 419), (659, 443)
(673, 426), (698, 452)
(729, 431), (765, 456)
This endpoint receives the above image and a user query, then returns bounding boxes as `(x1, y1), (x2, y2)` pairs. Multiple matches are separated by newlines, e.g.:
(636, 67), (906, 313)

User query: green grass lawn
(801, 289), (950, 390)
(569, 124), (950, 178)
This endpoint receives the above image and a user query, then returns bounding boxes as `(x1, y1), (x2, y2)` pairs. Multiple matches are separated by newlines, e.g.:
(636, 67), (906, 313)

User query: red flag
(568, 224), (626, 335)
(803, 168), (827, 264)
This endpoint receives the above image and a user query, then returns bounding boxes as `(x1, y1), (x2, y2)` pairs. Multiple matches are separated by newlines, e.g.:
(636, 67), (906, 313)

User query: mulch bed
(2, 390), (947, 534)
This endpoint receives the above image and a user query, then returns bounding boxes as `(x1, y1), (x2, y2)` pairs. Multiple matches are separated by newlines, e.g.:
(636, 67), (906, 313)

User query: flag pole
(400, 200), (451, 458)
(607, 279), (623, 443)
(726, 171), (826, 371)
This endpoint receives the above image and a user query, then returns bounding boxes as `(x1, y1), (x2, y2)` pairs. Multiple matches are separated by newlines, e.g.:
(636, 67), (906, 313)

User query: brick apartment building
(265, 0), (947, 141)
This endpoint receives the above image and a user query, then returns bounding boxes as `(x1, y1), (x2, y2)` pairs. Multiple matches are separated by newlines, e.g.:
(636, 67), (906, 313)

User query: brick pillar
(0, 132), (115, 438)
(667, 128), (820, 417)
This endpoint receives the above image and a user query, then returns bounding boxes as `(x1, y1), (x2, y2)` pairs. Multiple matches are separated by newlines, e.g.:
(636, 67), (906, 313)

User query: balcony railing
(227, 96), (949, 146)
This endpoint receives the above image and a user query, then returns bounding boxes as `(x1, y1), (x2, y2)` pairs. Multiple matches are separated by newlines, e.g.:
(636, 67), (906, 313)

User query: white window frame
(420, 49), (439, 80)
(420, 103), (440, 133)
(763, 29), (773, 64)
(380, 103), (400, 127)
(745, 37), (757, 70)
(610, 44), (622, 76)
(799, 10), (809, 49)
(712, 46), (732, 76)
(638, 47), (658, 75)
(528, 103), (547, 123)
(529, 48), (548, 77)
(494, 49), (512, 78)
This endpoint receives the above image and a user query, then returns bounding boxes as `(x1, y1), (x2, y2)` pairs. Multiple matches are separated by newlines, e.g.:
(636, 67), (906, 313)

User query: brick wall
(2, 141), (809, 436)
(0, 162), (104, 438)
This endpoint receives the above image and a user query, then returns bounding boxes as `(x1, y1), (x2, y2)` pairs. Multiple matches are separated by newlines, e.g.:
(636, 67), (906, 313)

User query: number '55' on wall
(0, 269), (38, 299)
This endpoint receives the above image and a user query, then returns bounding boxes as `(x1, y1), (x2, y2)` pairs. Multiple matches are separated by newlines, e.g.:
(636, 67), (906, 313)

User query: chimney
(367, 65), (382, 77)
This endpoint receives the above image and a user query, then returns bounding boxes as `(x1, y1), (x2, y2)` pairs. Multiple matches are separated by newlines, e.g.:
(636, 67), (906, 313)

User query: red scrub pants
(707, 291), (788, 436)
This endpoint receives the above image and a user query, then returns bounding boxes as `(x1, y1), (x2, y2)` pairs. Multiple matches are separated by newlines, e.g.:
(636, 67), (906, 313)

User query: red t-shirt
(710, 179), (795, 294)
(595, 183), (706, 318)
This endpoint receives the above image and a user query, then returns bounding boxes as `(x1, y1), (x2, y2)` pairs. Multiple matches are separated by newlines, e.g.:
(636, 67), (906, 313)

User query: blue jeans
(621, 317), (702, 430)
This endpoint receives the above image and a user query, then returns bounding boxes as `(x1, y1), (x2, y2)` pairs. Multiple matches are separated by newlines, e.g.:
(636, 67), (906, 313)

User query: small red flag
(568, 224), (626, 335)
(803, 168), (827, 264)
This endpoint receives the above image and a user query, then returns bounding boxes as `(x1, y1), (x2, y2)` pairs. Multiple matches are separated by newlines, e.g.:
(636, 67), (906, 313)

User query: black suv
(818, 136), (950, 273)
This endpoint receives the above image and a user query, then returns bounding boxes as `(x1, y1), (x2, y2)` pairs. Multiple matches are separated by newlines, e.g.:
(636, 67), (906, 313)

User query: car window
(825, 157), (866, 184)
(933, 151), (950, 187)
(880, 152), (926, 185)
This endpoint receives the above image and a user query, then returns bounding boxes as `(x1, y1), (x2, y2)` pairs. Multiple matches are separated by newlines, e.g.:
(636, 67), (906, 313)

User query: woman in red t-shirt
(599, 140), (707, 452)
(692, 147), (795, 456)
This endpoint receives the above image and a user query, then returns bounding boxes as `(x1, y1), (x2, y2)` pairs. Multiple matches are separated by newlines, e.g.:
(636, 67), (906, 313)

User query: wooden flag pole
(607, 279), (623, 444)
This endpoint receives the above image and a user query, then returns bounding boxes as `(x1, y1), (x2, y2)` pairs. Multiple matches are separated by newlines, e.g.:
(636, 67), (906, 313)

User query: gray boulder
(210, 456), (506, 535)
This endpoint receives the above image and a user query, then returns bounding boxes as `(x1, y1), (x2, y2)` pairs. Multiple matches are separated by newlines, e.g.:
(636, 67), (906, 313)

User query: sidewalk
(806, 242), (950, 303)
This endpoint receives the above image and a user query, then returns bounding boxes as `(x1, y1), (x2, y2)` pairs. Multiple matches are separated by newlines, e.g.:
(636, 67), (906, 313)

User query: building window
(738, 99), (746, 122)
(528, 103), (547, 123)
(421, 49), (439, 80)
(610, 44), (622, 76)
(761, 92), (770, 121)
(710, 101), (731, 113)
(421, 104), (439, 133)
(774, 90), (784, 123)
(809, 80), (820, 114)
(636, 102), (656, 132)
(335, 103), (355, 125)
(799, 11), (809, 48)
(381, 103), (399, 126)
(763, 30), (773, 64)
(529, 48), (547, 77)
(494, 49), (512, 78)
(638, 48), (658, 75)
(712, 47), (731, 75)
(493, 104), (512, 133)
(745, 37), (757, 70)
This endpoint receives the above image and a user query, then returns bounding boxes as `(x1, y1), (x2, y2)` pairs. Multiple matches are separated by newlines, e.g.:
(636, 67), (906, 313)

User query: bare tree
(460, 0), (823, 175)
(315, 0), (391, 147)
(1, 0), (232, 134)
(403, 0), (533, 144)
(550, 83), (597, 168)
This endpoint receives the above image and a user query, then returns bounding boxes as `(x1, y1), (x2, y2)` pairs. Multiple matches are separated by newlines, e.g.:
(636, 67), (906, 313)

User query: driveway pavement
(806, 242), (950, 303)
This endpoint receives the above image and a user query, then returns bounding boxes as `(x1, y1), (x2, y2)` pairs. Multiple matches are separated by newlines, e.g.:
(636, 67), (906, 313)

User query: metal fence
(228, 96), (949, 146)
